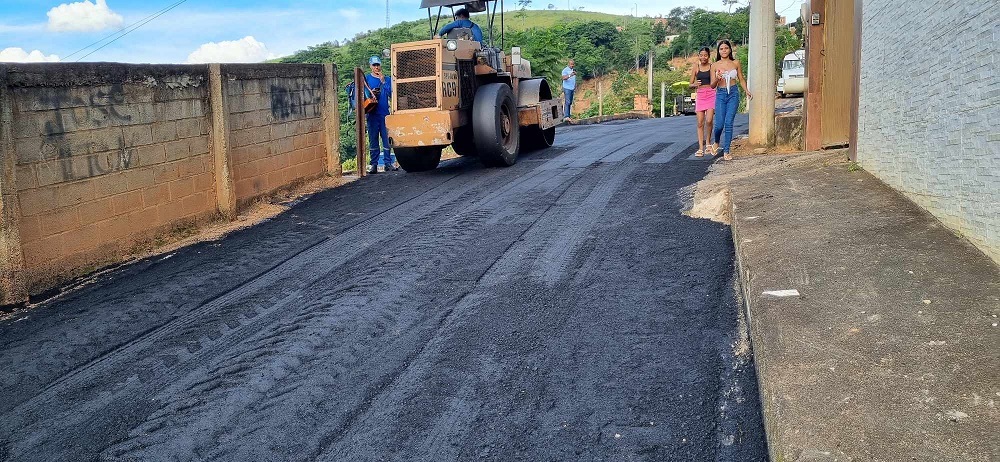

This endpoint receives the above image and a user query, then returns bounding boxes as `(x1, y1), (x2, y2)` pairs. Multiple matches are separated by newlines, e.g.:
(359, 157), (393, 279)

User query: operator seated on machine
(434, 8), (483, 45)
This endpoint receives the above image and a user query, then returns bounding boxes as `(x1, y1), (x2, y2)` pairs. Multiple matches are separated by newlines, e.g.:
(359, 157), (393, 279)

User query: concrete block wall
(5, 64), (216, 290)
(0, 62), (339, 302)
(224, 65), (327, 204)
(855, 1), (999, 264)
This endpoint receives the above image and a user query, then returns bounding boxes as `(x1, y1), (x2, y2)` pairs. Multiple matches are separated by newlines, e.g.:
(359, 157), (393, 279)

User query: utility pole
(660, 81), (666, 118)
(748, 0), (775, 147)
(647, 50), (654, 102)
(386, 0), (390, 28)
(598, 81), (603, 117)
(354, 67), (367, 177)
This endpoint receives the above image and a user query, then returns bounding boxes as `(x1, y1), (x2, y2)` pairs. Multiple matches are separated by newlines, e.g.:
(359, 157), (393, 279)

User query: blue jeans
(367, 114), (393, 167)
(563, 89), (574, 118)
(712, 87), (740, 153)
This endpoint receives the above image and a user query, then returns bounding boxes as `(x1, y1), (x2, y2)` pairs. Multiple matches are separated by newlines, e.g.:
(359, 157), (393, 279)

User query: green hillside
(273, 9), (640, 65)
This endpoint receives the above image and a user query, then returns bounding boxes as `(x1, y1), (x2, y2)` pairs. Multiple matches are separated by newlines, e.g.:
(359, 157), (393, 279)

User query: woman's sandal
(723, 152), (733, 161)
(695, 148), (704, 157)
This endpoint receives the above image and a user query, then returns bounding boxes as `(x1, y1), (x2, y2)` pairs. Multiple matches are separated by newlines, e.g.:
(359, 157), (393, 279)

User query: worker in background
(436, 9), (484, 44)
(561, 59), (576, 122)
(364, 55), (396, 173)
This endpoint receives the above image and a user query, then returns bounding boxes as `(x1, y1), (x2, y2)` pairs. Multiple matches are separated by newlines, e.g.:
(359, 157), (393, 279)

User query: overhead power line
(777, 0), (802, 15)
(64, 0), (189, 62)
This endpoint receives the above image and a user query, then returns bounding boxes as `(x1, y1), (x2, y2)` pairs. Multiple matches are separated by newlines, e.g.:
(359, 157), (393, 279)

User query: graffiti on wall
(270, 84), (322, 120)
(36, 84), (137, 182)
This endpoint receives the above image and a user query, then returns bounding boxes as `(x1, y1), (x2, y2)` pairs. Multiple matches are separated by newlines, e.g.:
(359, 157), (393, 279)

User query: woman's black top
(696, 66), (711, 86)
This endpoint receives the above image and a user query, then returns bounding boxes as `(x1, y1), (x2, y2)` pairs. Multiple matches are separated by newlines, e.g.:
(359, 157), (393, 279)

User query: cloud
(0, 48), (60, 62)
(337, 8), (363, 21)
(47, 0), (124, 32)
(185, 36), (275, 64)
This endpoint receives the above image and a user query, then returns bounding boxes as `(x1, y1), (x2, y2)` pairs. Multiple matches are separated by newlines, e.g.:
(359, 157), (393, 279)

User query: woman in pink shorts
(690, 47), (716, 157)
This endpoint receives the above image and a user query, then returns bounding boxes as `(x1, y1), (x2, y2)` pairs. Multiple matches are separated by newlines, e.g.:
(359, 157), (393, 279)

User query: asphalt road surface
(0, 115), (765, 461)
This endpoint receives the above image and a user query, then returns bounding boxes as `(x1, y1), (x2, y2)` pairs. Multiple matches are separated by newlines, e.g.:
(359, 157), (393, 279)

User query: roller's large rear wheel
(394, 146), (442, 172)
(473, 83), (520, 167)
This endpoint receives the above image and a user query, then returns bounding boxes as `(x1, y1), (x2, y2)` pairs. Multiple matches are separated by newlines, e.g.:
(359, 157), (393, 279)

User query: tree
(774, 27), (803, 73)
(570, 37), (603, 78)
(516, 0), (532, 24)
(652, 21), (667, 44)
(724, 9), (750, 44)
(563, 21), (619, 48)
(664, 7), (697, 35)
(547, 3), (555, 9)
(619, 20), (654, 70)
(722, 0), (741, 14)
(791, 17), (804, 40)
(668, 6), (696, 22)
(666, 34), (690, 58)
(688, 11), (727, 47)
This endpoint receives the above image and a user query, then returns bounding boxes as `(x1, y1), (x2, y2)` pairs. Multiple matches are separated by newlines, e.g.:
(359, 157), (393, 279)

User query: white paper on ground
(762, 289), (800, 297)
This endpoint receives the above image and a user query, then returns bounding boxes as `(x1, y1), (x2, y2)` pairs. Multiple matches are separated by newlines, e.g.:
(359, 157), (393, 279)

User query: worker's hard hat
(369, 56), (382, 65)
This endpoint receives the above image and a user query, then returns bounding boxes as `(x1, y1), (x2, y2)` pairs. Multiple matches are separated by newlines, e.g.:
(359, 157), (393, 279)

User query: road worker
(363, 55), (396, 173)
(436, 8), (484, 45)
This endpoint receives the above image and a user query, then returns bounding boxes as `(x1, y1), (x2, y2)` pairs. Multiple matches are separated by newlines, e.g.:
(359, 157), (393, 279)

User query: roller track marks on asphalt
(100, 147), (595, 460)
(2, 170), (515, 459)
(0, 116), (766, 461)
(535, 141), (671, 284)
(310, 156), (596, 461)
(104, 202), (506, 459)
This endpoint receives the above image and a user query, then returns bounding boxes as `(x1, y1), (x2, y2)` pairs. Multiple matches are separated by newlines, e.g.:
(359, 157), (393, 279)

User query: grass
(342, 157), (358, 173)
(486, 10), (628, 31)
(847, 161), (863, 172)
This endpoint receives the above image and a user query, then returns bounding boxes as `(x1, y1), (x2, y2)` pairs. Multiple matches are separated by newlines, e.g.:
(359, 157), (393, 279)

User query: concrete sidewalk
(694, 151), (999, 461)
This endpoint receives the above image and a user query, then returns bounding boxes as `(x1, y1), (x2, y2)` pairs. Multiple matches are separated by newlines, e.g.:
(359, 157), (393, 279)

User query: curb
(565, 111), (653, 126)
(728, 194), (778, 461)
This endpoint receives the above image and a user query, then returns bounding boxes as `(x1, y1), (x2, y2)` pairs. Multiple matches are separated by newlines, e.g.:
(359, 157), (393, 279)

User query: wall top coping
(0, 63), (329, 88)
(222, 63), (326, 80)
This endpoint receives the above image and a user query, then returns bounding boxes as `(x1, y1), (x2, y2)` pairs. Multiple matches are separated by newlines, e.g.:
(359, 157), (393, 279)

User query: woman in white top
(710, 40), (752, 161)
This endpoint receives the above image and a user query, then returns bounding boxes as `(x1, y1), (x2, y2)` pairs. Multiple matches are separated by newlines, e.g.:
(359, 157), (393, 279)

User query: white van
(777, 49), (806, 97)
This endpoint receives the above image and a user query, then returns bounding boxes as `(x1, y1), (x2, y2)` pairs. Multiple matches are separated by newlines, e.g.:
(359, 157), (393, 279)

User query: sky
(0, 0), (803, 64)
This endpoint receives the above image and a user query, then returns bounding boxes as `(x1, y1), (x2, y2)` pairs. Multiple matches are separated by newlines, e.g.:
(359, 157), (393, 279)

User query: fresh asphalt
(0, 115), (766, 461)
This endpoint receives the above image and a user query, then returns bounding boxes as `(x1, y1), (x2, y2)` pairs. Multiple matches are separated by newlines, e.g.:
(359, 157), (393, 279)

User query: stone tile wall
(856, 1), (999, 264)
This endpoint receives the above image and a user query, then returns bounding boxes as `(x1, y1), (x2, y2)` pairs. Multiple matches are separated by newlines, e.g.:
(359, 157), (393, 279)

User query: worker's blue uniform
(363, 73), (393, 169)
(438, 19), (484, 44)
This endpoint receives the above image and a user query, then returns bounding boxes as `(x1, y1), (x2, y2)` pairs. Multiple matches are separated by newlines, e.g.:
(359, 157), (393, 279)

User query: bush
(342, 157), (357, 173)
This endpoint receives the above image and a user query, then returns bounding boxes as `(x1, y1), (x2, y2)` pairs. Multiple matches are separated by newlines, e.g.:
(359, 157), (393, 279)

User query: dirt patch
(684, 149), (848, 225)
(441, 146), (460, 161)
(684, 187), (732, 224)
